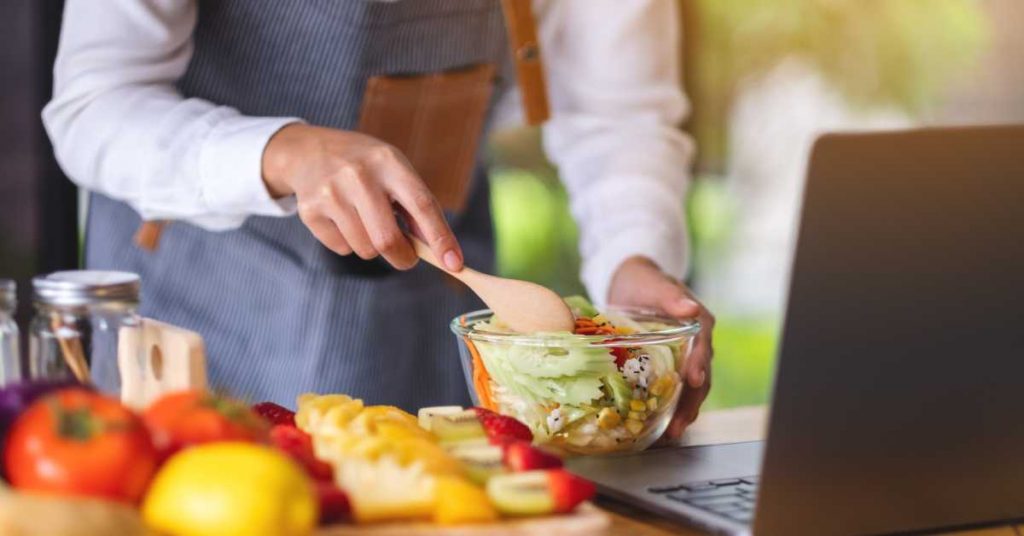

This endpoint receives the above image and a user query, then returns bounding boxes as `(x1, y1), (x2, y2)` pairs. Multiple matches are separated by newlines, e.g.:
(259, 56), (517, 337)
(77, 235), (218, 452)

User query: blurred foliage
(490, 1), (991, 408)
(490, 168), (585, 297)
(687, 0), (989, 170)
(702, 317), (778, 409)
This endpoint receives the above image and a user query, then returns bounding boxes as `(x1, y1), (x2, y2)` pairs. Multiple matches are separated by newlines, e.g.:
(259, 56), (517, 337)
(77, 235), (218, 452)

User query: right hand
(261, 123), (463, 271)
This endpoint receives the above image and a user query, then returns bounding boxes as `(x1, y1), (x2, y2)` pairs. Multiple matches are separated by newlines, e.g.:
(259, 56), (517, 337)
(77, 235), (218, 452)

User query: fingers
(349, 179), (418, 270)
(664, 377), (712, 440)
(328, 200), (377, 261)
(297, 190), (369, 258)
(686, 328), (712, 388)
(290, 132), (462, 272)
(655, 280), (701, 319)
(387, 171), (463, 272)
(300, 213), (352, 256)
(686, 305), (715, 386)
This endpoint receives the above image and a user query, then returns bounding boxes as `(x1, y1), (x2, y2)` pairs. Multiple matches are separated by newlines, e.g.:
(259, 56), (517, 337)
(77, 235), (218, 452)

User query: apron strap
(135, 221), (165, 251)
(500, 0), (550, 126)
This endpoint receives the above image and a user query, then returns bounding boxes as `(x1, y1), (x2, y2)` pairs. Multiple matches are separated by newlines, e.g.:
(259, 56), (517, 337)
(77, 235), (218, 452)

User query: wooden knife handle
(501, 0), (550, 126)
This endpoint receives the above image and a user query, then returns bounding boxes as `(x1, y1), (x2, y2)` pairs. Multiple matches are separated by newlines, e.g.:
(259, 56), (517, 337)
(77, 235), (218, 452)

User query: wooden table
(597, 406), (1024, 536)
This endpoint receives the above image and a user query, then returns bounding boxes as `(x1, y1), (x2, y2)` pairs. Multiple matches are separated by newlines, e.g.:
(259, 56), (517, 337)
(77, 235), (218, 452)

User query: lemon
(142, 442), (317, 536)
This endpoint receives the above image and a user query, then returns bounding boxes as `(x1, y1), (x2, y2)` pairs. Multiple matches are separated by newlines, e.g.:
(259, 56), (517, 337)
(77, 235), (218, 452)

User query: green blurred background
(487, 0), (1001, 410)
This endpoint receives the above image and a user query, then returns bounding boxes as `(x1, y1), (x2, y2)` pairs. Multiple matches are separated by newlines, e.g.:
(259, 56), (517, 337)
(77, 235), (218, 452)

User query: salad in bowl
(451, 296), (700, 455)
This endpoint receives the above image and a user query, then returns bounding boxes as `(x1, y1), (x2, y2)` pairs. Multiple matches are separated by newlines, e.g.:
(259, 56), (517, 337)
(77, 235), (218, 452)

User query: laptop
(567, 125), (1024, 535)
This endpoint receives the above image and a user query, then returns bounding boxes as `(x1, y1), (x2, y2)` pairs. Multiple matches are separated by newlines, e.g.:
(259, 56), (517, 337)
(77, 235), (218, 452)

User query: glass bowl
(451, 307), (700, 455)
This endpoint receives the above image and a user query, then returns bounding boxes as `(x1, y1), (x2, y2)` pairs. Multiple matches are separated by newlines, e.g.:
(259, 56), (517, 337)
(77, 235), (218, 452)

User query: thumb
(656, 280), (701, 319)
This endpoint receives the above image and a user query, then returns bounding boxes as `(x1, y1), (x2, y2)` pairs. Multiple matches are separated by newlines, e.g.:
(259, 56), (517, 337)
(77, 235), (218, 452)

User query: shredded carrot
(467, 338), (496, 410)
(461, 317), (496, 410)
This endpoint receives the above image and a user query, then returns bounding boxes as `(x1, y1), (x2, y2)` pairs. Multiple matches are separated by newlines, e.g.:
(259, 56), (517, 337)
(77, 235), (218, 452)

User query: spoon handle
(408, 235), (476, 282)
(408, 235), (444, 270)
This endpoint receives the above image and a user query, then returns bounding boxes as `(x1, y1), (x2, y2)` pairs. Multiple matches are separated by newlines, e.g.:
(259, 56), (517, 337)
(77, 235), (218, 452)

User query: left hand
(607, 256), (715, 442)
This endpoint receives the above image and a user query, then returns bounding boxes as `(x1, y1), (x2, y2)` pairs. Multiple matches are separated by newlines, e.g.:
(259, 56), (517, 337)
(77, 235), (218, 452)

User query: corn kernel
(650, 375), (675, 397)
(646, 397), (659, 412)
(625, 419), (644, 436)
(629, 399), (646, 412)
(597, 407), (621, 429)
(628, 411), (645, 422)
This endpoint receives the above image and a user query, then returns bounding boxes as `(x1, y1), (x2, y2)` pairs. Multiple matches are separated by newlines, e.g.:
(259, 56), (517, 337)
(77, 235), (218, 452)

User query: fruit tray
(0, 490), (608, 536)
(317, 503), (609, 536)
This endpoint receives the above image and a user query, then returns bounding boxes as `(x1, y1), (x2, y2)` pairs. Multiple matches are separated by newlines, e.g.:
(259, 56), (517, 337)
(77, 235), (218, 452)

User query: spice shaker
(0, 279), (20, 385)
(29, 271), (142, 395)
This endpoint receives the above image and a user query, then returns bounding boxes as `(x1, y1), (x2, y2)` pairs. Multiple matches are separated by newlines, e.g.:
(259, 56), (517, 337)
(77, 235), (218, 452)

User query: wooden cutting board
(0, 489), (156, 536)
(317, 503), (610, 536)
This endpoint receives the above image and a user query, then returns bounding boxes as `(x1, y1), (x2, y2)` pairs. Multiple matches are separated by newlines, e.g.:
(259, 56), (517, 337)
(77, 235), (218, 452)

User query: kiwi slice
(486, 471), (555, 515)
(449, 443), (507, 485)
(430, 409), (486, 444)
(417, 405), (464, 431)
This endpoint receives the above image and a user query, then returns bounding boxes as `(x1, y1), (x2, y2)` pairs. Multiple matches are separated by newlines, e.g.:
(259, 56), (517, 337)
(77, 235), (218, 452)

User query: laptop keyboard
(648, 476), (759, 524)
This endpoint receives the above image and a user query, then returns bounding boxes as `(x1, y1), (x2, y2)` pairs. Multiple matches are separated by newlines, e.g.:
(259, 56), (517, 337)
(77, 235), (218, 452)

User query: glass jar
(30, 271), (142, 396)
(0, 279), (20, 386)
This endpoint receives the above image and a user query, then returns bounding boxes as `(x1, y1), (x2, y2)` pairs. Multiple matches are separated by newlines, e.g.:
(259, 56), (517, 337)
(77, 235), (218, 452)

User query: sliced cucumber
(602, 373), (632, 415)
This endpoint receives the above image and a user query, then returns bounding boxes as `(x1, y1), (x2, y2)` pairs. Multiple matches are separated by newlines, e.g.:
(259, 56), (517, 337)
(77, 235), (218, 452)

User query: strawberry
(547, 469), (596, 513)
(268, 424), (334, 481)
(503, 441), (562, 471)
(316, 481), (351, 524)
(252, 401), (296, 426)
(471, 407), (533, 444)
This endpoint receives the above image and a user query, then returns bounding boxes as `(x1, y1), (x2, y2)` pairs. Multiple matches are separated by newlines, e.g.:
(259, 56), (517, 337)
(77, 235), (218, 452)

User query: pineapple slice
(336, 457), (437, 523)
(296, 393), (364, 434)
(433, 476), (498, 525)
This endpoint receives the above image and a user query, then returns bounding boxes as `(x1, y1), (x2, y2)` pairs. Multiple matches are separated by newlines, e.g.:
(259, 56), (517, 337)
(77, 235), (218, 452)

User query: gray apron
(85, 0), (511, 411)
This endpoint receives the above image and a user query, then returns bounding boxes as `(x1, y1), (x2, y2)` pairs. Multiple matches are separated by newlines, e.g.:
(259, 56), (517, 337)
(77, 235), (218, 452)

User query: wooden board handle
(501, 0), (550, 125)
(119, 318), (207, 409)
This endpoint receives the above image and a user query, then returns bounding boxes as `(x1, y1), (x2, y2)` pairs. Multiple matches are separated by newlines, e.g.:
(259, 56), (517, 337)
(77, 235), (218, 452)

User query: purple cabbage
(0, 379), (82, 446)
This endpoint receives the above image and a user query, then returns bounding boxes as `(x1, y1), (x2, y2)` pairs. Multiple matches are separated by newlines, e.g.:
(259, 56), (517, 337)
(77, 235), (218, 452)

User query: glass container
(0, 279), (20, 386)
(452, 307), (700, 455)
(29, 271), (142, 396)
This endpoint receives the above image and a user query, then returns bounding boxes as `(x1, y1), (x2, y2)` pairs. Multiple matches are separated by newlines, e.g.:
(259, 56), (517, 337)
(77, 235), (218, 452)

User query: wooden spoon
(409, 236), (575, 333)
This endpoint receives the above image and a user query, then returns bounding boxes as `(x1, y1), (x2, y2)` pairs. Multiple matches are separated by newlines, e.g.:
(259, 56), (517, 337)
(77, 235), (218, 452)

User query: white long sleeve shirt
(43, 0), (694, 306)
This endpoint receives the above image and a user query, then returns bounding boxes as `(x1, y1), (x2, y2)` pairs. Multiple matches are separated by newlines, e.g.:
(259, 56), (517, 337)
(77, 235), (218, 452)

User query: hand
(607, 256), (715, 442)
(262, 123), (463, 271)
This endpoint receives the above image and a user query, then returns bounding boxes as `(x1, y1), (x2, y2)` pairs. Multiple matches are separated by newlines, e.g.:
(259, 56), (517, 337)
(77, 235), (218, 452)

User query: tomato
(143, 390), (268, 457)
(3, 388), (159, 503)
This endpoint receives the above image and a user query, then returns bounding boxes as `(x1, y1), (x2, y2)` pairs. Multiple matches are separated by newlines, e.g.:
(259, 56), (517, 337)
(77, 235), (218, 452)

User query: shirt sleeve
(536, 0), (695, 306)
(42, 0), (302, 231)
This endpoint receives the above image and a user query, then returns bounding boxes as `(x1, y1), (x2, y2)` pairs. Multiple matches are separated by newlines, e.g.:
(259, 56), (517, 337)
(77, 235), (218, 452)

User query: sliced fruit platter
(0, 379), (606, 536)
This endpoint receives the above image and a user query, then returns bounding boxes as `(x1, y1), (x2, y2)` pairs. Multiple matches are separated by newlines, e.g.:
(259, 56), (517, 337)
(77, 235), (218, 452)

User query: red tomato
(3, 388), (159, 503)
(142, 390), (268, 457)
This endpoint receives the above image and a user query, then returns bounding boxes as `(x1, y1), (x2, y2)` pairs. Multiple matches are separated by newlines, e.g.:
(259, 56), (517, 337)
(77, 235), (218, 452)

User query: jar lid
(33, 271), (140, 307)
(0, 279), (14, 310)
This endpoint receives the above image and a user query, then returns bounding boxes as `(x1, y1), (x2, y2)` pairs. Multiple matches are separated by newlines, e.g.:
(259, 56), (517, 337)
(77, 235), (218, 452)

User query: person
(43, 0), (713, 440)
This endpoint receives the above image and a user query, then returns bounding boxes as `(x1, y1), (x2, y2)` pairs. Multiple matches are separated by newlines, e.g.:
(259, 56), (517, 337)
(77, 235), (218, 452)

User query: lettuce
(474, 336), (615, 407)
